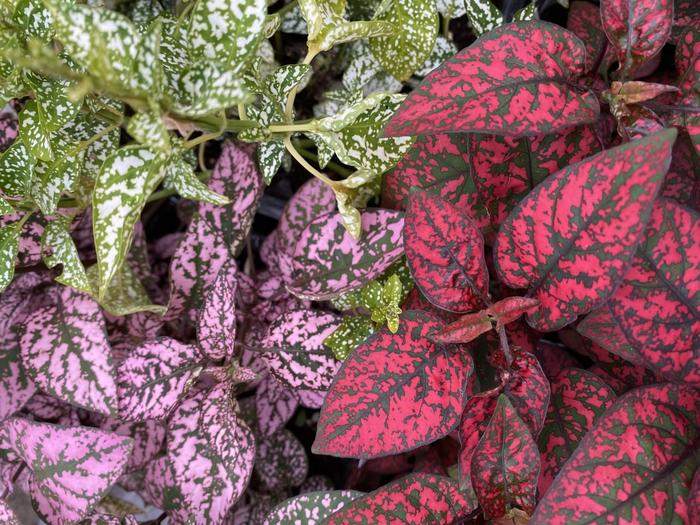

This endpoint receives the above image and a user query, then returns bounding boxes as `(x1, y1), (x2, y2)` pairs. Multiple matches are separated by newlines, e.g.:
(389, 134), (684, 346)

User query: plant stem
(269, 121), (317, 133)
(274, 0), (298, 17)
(284, 49), (319, 118)
(293, 145), (352, 177)
(284, 135), (337, 188)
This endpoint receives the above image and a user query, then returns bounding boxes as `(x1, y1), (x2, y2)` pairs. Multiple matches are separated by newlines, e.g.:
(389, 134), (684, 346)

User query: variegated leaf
(42, 219), (91, 294)
(263, 490), (363, 525)
(254, 429), (308, 491)
(197, 260), (237, 361)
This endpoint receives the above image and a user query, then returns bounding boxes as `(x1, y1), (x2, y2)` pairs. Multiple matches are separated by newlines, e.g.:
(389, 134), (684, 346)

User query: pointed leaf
(2, 417), (132, 524)
(531, 383), (700, 524)
(325, 473), (475, 524)
(494, 129), (676, 331)
(165, 156), (229, 206)
(324, 315), (375, 360)
(261, 309), (341, 391)
(0, 222), (20, 293)
(197, 261), (237, 361)
(471, 394), (540, 518)
(384, 21), (599, 137)
(488, 296), (540, 327)
(289, 209), (404, 300)
(313, 310), (473, 459)
(42, 219), (91, 294)
(19, 286), (118, 415)
(601, 0), (673, 77)
(464, 0), (503, 36)
(506, 350), (550, 435)
(537, 368), (617, 495)
(117, 337), (202, 421)
(254, 429), (308, 491)
(255, 374), (299, 437)
(432, 311), (492, 344)
(263, 490), (362, 525)
(405, 190), (488, 312)
(608, 198), (700, 386)
(0, 141), (33, 198)
(19, 101), (52, 162)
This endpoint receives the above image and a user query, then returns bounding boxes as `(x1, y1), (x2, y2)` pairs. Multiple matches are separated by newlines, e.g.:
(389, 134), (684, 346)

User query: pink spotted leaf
(255, 373), (299, 438)
(0, 500), (19, 524)
(313, 310), (473, 459)
(262, 490), (362, 525)
(197, 260), (237, 361)
(253, 429), (308, 492)
(505, 350), (550, 436)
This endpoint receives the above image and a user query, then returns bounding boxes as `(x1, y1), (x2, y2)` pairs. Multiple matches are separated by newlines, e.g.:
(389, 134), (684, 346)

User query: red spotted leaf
(197, 260), (237, 361)
(534, 340), (582, 380)
(263, 490), (362, 525)
(405, 190), (488, 312)
(494, 128), (677, 332)
(164, 383), (256, 523)
(531, 383), (700, 524)
(289, 209), (404, 300)
(601, 0), (674, 78)
(325, 473), (476, 524)
(261, 309), (341, 391)
(537, 368), (617, 495)
(506, 350), (550, 436)
(691, 470), (700, 525)
(567, 1), (610, 74)
(471, 395), (540, 518)
(2, 417), (133, 524)
(117, 337), (203, 421)
(384, 22), (599, 137)
(313, 310), (473, 459)
(609, 198), (700, 386)
(662, 131), (700, 210)
(488, 297), (540, 328)
(255, 373), (299, 437)
(167, 142), (263, 328)
(432, 310), (492, 344)
(458, 392), (499, 490)
(254, 429), (308, 492)
(19, 286), (118, 416)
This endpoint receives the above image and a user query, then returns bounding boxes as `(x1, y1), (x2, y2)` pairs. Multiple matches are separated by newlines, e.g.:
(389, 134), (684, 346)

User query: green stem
(294, 145), (352, 177)
(284, 135), (337, 188)
(285, 49), (319, 118)
(269, 121), (317, 133)
(274, 0), (298, 17)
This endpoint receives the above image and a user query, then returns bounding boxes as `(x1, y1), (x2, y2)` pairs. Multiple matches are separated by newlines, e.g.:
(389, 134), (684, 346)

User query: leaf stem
(269, 121), (318, 132)
(284, 49), (319, 119)
(274, 0), (298, 17)
(293, 143), (352, 176)
(284, 135), (337, 188)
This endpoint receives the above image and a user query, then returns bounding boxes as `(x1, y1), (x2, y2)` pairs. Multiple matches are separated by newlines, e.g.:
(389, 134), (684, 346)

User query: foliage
(0, 0), (698, 523)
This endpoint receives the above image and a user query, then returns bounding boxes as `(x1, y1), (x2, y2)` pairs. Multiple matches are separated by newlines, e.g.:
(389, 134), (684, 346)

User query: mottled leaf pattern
(471, 395), (540, 518)
(506, 350), (550, 435)
(42, 219), (91, 294)
(313, 311), (472, 459)
(255, 374), (299, 437)
(263, 490), (362, 525)
(495, 129), (676, 331)
(532, 383), (700, 525)
(384, 22), (599, 137)
(197, 260), (237, 361)
(254, 429), (308, 491)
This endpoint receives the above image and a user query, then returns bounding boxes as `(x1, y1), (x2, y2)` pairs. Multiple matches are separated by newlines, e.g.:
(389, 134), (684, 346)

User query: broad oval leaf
(255, 374), (299, 438)
(313, 310), (473, 459)
(2, 417), (132, 524)
(289, 209), (404, 300)
(506, 350), (550, 436)
(263, 490), (362, 525)
(261, 309), (341, 391)
(19, 286), (118, 416)
(537, 368), (617, 495)
(608, 198), (700, 386)
(601, 0), (673, 77)
(197, 260), (237, 361)
(384, 21), (599, 137)
(254, 429), (308, 492)
(405, 191), (488, 312)
(471, 394), (540, 518)
(494, 128), (677, 331)
(531, 383), (700, 524)
(117, 337), (202, 421)
(325, 473), (476, 524)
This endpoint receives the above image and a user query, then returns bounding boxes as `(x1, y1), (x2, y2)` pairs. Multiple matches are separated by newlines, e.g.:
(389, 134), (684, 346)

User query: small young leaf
(254, 429), (308, 491)
(165, 155), (229, 206)
(464, 0), (503, 36)
(313, 311), (472, 459)
(513, 2), (537, 21)
(370, 0), (438, 81)
(488, 296), (540, 328)
(471, 395), (540, 518)
(324, 316), (375, 360)
(432, 311), (492, 344)
(263, 490), (362, 525)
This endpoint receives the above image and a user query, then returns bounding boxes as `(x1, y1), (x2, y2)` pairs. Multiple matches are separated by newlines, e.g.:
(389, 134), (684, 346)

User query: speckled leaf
(384, 22), (599, 137)
(0, 140), (33, 198)
(494, 129), (676, 331)
(263, 490), (362, 525)
(86, 260), (166, 316)
(32, 152), (84, 215)
(165, 384), (256, 524)
(506, 350), (550, 435)
(2, 417), (132, 525)
(537, 368), (617, 495)
(27, 76), (81, 132)
(432, 310), (492, 344)
(19, 101), (52, 162)
(168, 142), (262, 327)
(471, 394), (540, 518)
(489, 296), (540, 328)
(117, 337), (202, 421)
(93, 146), (164, 297)
(0, 222), (20, 293)
(126, 112), (170, 153)
(42, 219), (91, 294)
(370, 0), (438, 81)
(255, 374), (299, 437)
(99, 418), (165, 474)
(324, 315), (375, 360)
(325, 473), (475, 524)
(0, 500), (19, 524)
(254, 429), (308, 491)
(405, 190), (488, 312)
(196, 260), (237, 361)
(601, 0), (673, 78)
(513, 2), (537, 21)
(19, 286), (118, 415)
(313, 310), (472, 459)
(173, 61), (249, 117)
(567, 1), (609, 74)
(256, 141), (285, 185)
(261, 309), (340, 391)
(608, 198), (700, 386)
(289, 209), (404, 300)
(464, 0), (503, 36)
(531, 383), (700, 525)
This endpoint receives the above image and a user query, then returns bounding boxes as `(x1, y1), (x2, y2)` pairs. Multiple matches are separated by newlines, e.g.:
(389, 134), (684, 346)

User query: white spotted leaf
(42, 219), (91, 294)
(464, 0), (504, 35)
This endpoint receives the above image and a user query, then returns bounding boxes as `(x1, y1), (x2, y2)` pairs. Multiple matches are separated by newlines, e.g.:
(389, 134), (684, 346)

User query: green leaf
(127, 111), (171, 152)
(0, 222), (20, 293)
(513, 2), (537, 21)
(19, 100), (53, 162)
(263, 13), (281, 37)
(0, 197), (14, 215)
(435, 0), (467, 18)
(369, 0), (438, 81)
(25, 75), (81, 132)
(324, 316), (375, 360)
(173, 60), (249, 117)
(464, 0), (503, 36)
(342, 40), (401, 94)
(298, 0), (347, 41)
(306, 133), (335, 168)
(86, 262), (166, 316)
(257, 141), (285, 184)
(13, 0), (54, 41)
(92, 145), (165, 297)
(382, 274), (403, 332)
(165, 155), (229, 205)
(315, 19), (395, 51)
(32, 152), (84, 215)
(0, 140), (33, 197)
(42, 218), (91, 294)
(188, 0), (266, 68)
